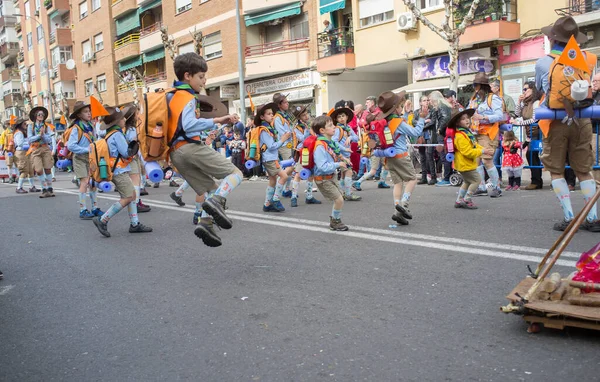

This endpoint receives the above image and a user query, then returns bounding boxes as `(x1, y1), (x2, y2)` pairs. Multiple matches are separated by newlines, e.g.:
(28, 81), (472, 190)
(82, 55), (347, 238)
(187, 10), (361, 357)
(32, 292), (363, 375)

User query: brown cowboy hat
(541, 16), (587, 44)
(14, 117), (27, 130)
(99, 106), (125, 130)
(292, 104), (309, 119)
(377, 91), (405, 118)
(254, 102), (277, 127)
(330, 106), (354, 123)
(69, 101), (91, 120)
(29, 106), (49, 122)
(447, 108), (476, 129)
(472, 72), (489, 85)
(273, 93), (288, 106)
(123, 105), (138, 124)
(196, 95), (228, 119)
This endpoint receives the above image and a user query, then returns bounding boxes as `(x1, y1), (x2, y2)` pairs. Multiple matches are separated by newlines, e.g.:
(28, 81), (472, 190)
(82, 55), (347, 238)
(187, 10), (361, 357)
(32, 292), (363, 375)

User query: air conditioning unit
(91, 52), (96, 62)
(397, 12), (417, 32)
(82, 52), (91, 63)
(50, 70), (57, 79)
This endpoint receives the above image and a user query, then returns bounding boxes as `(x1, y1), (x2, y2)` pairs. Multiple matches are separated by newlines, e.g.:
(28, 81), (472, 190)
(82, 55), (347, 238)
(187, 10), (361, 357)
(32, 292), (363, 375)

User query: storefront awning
(393, 73), (478, 94)
(143, 47), (165, 63)
(140, 0), (162, 13)
(118, 56), (143, 72)
(244, 2), (302, 27)
(319, 0), (345, 15)
(115, 10), (140, 37)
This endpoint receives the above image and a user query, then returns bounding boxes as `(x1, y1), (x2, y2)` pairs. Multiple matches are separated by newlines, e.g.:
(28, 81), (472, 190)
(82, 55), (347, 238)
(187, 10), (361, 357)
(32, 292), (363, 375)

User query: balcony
(453, 0), (520, 46)
(0, 42), (19, 61)
(114, 33), (140, 62)
(15, 23), (21, 34)
(245, 38), (310, 77)
(45, 0), (69, 13)
(3, 92), (23, 108)
(49, 28), (72, 47)
(139, 22), (162, 52)
(117, 81), (144, 104)
(1, 68), (20, 83)
(50, 64), (76, 82)
(144, 71), (166, 85)
(0, 15), (17, 29)
(316, 27), (355, 73)
(17, 51), (24, 63)
(112, 0), (137, 19)
(556, 0), (600, 26)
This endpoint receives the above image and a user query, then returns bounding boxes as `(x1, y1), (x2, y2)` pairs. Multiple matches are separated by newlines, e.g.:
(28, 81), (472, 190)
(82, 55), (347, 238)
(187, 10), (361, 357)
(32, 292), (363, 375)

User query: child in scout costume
(273, 93), (295, 197)
(331, 106), (362, 201)
(123, 106), (151, 213)
(290, 104), (321, 207)
(67, 101), (104, 219)
(27, 106), (55, 198)
(376, 91), (425, 226)
(467, 72), (505, 198)
(448, 109), (494, 209)
(535, 16), (600, 232)
(256, 103), (292, 212)
(92, 107), (153, 237)
(13, 118), (39, 194)
(352, 112), (392, 191)
(168, 52), (243, 248)
(47, 118), (57, 182)
(311, 115), (350, 231)
(1, 117), (19, 183)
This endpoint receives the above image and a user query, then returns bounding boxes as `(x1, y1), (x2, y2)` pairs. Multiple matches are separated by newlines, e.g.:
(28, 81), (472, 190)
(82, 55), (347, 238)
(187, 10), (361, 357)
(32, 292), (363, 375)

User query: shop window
(358, 0), (394, 28)
(290, 13), (309, 41)
(203, 32), (222, 60)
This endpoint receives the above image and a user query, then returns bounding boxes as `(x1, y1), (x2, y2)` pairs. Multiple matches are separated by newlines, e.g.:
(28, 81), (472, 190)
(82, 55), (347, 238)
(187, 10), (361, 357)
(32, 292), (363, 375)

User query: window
(82, 39), (91, 61)
(417, 0), (442, 11)
(36, 25), (43, 43)
(91, 0), (101, 11)
(96, 74), (106, 92)
(51, 46), (72, 66)
(84, 79), (93, 96)
(178, 42), (194, 54)
(94, 33), (103, 52)
(290, 13), (309, 40)
(40, 58), (47, 75)
(203, 32), (222, 60)
(79, 1), (88, 19)
(32, 95), (38, 106)
(175, 0), (192, 14)
(35, 0), (40, 11)
(27, 32), (32, 50)
(265, 25), (282, 43)
(24, 1), (30, 17)
(30, 64), (36, 81)
(358, 0), (394, 28)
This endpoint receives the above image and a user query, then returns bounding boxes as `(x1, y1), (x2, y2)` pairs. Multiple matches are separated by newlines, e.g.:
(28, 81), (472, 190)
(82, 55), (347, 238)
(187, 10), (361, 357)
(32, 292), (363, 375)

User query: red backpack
(367, 118), (401, 149)
(301, 135), (318, 169)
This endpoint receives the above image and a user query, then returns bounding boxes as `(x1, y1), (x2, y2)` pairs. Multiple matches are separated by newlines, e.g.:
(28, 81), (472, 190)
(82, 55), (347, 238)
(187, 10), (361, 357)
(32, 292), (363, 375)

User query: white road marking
(51, 187), (576, 267)
(0, 285), (15, 295)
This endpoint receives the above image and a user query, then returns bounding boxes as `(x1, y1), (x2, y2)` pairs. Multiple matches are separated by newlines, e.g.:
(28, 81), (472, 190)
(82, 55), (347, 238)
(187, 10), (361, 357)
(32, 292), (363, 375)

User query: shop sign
(220, 85), (238, 99)
(501, 60), (537, 77)
(232, 87), (314, 110)
(245, 71), (312, 95)
(413, 51), (494, 81)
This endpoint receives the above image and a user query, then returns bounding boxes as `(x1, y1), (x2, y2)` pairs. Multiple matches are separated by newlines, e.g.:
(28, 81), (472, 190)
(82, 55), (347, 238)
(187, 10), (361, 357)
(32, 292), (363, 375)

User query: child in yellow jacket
(450, 109), (494, 209)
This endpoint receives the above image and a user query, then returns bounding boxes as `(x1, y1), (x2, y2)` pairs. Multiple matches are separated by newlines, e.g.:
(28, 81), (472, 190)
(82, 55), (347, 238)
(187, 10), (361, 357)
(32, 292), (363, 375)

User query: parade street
(1, 174), (599, 381)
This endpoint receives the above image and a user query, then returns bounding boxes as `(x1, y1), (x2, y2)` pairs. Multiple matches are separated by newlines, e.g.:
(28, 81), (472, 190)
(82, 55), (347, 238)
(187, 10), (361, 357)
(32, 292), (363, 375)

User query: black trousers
(526, 150), (543, 187)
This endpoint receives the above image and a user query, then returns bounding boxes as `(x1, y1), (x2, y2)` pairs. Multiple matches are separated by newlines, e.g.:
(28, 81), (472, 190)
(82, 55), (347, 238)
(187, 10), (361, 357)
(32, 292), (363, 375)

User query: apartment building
(0, 0), (21, 120)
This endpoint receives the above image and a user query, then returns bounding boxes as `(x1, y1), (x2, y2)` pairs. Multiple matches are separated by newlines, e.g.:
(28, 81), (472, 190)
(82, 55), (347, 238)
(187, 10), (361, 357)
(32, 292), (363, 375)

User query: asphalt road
(1, 172), (599, 381)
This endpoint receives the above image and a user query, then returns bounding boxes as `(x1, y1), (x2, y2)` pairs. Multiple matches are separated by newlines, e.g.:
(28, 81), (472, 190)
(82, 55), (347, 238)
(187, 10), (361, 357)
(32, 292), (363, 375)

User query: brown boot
(39, 190), (50, 198)
(524, 183), (541, 190)
(329, 216), (349, 231)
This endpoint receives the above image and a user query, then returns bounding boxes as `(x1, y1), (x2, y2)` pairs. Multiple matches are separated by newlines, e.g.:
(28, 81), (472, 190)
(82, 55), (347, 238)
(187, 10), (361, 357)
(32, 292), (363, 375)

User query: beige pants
(31, 144), (53, 173)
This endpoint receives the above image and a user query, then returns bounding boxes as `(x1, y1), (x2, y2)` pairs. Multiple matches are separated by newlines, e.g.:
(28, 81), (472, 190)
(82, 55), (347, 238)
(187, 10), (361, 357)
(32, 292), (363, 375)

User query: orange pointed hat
(90, 96), (109, 118)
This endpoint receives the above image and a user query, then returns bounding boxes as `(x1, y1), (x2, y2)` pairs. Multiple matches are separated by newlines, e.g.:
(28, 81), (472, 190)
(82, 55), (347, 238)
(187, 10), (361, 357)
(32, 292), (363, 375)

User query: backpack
(5, 130), (15, 153)
(547, 51), (597, 109)
(246, 126), (270, 162)
(137, 88), (195, 162)
(62, 123), (94, 159)
(366, 118), (403, 149)
(89, 130), (123, 182)
(301, 135), (319, 170)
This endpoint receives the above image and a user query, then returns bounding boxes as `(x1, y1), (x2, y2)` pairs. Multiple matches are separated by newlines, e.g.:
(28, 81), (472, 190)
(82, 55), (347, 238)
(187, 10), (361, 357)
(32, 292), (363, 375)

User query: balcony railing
(114, 33), (140, 50)
(556, 0), (600, 16)
(145, 71), (166, 84)
(49, 31), (56, 45)
(453, 0), (517, 24)
(118, 80), (144, 93)
(0, 42), (20, 58)
(140, 21), (162, 37)
(317, 27), (354, 59)
(245, 38), (309, 57)
(15, 23), (21, 33)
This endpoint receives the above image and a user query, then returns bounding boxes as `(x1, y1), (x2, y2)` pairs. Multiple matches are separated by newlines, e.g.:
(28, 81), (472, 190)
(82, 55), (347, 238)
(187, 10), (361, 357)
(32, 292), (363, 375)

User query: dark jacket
(434, 104), (452, 137)
(412, 109), (436, 131)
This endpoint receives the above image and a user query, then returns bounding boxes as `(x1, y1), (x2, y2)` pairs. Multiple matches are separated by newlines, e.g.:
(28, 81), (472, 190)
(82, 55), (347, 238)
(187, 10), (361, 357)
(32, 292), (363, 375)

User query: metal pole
(235, 0), (246, 125)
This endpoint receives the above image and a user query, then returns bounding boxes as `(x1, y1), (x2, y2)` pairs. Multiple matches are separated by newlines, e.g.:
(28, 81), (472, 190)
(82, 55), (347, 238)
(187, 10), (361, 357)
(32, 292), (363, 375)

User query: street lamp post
(14, 13), (55, 125)
(235, 0), (246, 125)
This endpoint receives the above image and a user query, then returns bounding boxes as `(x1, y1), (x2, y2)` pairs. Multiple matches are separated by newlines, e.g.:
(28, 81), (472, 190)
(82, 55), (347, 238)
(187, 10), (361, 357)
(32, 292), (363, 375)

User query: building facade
(1, 0), (21, 120)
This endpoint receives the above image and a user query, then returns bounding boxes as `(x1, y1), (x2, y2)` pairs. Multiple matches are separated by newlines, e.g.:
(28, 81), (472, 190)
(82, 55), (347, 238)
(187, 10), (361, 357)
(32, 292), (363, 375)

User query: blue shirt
(313, 138), (341, 176)
(125, 125), (137, 143)
(332, 124), (357, 158)
(259, 124), (283, 162)
(67, 120), (95, 155)
(392, 117), (424, 154)
(106, 128), (131, 175)
(294, 122), (311, 150)
(469, 94), (505, 124)
(535, 45), (564, 103)
(274, 111), (292, 145)
(13, 130), (27, 150)
(27, 122), (52, 145)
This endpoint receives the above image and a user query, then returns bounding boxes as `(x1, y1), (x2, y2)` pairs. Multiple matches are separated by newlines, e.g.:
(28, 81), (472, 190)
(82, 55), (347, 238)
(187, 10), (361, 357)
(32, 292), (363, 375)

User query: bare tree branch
(442, 0), (453, 35)
(456, 0), (481, 36)
(402, 0), (447, 40)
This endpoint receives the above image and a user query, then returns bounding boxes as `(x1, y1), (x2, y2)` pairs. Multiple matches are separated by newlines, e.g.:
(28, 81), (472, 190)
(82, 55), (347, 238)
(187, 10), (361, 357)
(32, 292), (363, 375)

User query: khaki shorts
(170, 142), (236, 195)
(6, 153), (14, 167)
(460, 169), (481, 188)
(387, 155), (416, 183)
(278, 145), (293, 160)
(31, 144), (54, 173)
(369, 155), (388, 170)
(476, 134), (499, 160)
(129, 156), (141, 175)
(541, 119), (593, 175)
(15, 150), (32, 177)
(315, 178), (342, 201)
(294, 160), (304, 174)
(112, 172), (135, 199)
(263, 160), (281, 177)
(73, 153), (90, 179)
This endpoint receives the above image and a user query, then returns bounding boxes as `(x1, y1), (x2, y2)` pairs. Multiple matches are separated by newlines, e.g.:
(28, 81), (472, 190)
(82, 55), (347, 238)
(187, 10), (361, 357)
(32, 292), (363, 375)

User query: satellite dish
(65, 59), (76, 70)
